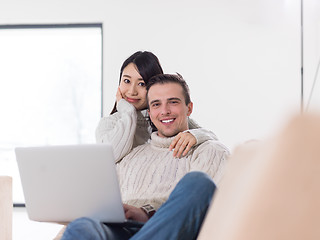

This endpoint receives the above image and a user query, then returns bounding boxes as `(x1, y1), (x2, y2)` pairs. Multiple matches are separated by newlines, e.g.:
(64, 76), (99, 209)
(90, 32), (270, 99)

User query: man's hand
(169, 132), (197, 158)
(123, 204), (149, 223)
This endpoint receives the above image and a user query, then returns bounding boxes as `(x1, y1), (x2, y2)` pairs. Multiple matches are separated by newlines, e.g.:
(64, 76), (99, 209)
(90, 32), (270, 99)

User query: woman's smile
(126, 97), (140, 103)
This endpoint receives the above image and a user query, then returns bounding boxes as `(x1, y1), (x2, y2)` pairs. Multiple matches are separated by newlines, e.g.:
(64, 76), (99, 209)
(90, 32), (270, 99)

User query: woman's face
(119, 63), (147, 110)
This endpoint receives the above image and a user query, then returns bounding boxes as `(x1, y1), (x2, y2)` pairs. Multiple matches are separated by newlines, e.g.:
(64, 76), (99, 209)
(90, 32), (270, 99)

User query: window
(0, 24), (103, 204)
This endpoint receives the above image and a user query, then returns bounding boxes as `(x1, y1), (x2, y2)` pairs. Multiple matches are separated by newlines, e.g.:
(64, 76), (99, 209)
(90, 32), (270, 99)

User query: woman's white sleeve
(187, 118), (218, 145)
(95, 99), (137, 163)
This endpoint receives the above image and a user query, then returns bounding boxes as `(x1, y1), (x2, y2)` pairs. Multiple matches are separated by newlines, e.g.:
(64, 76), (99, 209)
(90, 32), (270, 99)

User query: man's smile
(160, 118), (176, 124)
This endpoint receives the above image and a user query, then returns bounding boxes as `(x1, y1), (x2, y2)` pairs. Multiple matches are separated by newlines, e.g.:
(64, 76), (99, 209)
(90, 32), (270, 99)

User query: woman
(96, 51), (217, 162)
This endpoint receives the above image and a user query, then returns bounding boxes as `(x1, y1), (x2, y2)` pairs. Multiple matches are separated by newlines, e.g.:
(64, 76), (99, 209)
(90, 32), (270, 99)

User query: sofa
(198, 113), (320, 239)
(0, 176), (12, 240)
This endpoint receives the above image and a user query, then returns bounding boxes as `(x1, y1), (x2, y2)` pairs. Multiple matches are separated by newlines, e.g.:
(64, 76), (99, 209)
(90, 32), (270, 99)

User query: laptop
(15, 144), (126, 223)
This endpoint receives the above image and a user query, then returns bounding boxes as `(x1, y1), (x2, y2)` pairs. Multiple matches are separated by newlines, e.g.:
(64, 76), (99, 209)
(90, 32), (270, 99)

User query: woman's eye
(124, 79), (130, 84)
(138, 82), (145, 87)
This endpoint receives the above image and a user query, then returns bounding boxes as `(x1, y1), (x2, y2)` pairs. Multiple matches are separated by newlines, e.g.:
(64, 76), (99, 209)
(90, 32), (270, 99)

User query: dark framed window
(0, 24), (103, 204)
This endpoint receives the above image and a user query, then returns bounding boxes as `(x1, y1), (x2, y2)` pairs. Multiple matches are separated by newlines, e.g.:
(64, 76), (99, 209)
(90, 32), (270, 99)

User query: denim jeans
(61, 171), (216, 240)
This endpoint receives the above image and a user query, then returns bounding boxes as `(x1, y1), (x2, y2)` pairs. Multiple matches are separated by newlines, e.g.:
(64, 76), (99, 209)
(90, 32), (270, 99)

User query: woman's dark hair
(110, 51), (164, 114)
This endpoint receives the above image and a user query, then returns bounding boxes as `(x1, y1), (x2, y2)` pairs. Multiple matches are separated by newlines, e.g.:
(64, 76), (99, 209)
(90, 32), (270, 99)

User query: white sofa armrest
(0, 176), (12, 240)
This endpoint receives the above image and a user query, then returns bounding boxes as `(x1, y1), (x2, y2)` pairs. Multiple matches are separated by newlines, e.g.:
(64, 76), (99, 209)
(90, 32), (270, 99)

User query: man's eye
(152, 103), (159, 107)
(138, 82), (145, 87)
(170, 101), (178, 104)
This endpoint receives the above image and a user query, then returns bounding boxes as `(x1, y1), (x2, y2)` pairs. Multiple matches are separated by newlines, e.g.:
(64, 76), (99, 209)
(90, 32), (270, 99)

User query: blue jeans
(61, 171), (216, 240)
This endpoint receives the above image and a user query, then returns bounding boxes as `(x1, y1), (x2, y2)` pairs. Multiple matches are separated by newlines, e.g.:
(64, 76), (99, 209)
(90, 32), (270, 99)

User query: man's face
(147, 82), (193, 138)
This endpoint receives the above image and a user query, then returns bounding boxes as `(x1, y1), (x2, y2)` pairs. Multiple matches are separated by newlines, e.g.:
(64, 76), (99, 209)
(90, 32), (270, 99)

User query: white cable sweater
(117, 132), (229, 210)
(96, 99), (218, 162)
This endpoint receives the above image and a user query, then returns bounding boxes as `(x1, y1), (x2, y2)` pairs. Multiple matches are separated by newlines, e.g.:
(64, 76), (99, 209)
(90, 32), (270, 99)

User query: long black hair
(110, 51), (164, 114)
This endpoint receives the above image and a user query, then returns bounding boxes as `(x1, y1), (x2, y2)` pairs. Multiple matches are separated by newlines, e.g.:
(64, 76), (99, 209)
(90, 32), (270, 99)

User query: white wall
(0, 0), (303, 151)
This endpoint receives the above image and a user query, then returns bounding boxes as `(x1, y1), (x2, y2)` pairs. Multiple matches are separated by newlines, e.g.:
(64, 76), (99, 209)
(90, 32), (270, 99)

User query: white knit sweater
(117, 132), (229, 210)
(96, 99), (218, 162)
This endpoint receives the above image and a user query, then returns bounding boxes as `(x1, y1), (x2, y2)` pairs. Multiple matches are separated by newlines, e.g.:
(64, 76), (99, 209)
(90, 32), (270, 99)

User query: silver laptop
(15, 144), (126, 223)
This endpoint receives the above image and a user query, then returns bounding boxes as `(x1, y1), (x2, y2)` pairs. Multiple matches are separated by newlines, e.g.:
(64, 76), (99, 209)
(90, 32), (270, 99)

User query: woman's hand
(116, 87), (124, 103)
(123, 204), (149, 223)
(169, 132), (197, 158)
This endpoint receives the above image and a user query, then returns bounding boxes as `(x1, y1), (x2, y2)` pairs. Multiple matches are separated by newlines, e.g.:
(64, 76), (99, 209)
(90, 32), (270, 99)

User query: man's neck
(156, 129), (189, 139)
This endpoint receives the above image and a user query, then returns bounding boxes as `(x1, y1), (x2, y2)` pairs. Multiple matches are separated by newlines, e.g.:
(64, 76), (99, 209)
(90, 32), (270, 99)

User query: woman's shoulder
(188, 117), (201, 129)
(194, 139), (230, 156)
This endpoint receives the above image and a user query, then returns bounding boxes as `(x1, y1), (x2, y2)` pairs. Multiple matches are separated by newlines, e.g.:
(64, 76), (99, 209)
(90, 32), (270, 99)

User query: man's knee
(67, 217), (98, 229)
(62, 217), (105, 240)
(180, 171), (216, 196)
(183, 171), (214, 185)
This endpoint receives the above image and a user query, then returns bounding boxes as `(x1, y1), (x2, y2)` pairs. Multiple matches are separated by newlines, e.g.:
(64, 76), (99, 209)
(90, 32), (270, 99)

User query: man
(61, 73), (229, 240)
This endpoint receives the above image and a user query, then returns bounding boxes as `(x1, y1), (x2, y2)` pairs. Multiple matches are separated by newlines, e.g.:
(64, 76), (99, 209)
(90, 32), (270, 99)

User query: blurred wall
(0, 0), (306, 150)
